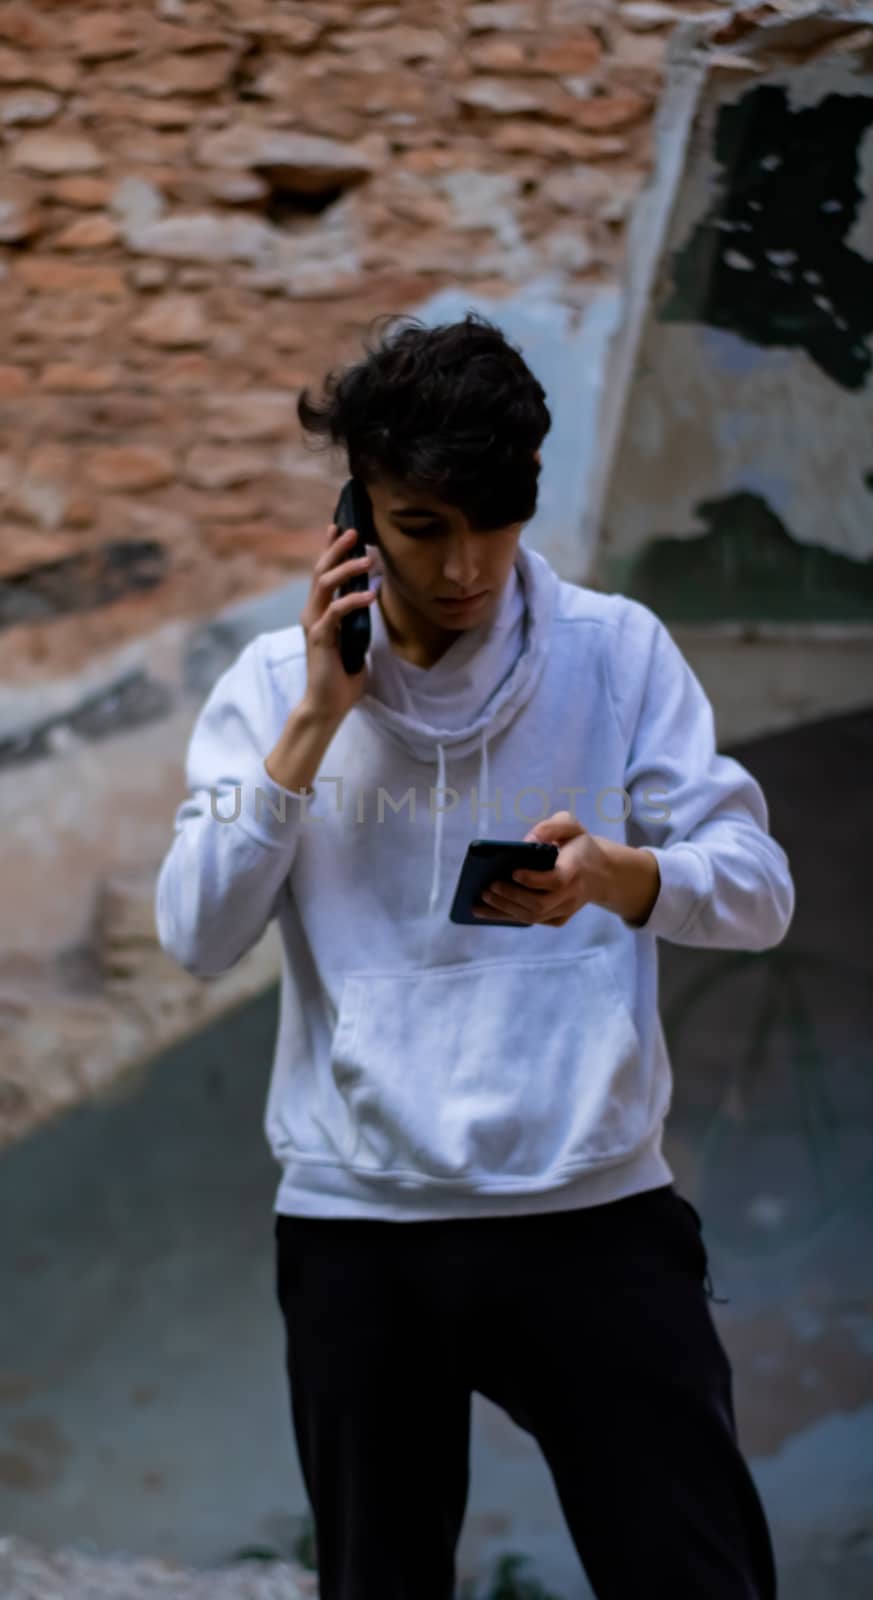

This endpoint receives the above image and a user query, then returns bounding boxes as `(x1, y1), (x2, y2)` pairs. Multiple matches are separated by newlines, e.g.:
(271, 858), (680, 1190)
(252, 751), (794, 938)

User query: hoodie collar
(357, 542), (558, 917)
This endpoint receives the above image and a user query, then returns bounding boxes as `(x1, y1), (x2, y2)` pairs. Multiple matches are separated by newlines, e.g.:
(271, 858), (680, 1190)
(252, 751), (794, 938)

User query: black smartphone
(449, 839), (559, 926)
(332, 477), (378, 675)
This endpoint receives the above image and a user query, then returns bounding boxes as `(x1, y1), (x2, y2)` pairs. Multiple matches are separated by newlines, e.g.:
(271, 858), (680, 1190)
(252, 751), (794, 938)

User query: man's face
(363, 451), (539, 639)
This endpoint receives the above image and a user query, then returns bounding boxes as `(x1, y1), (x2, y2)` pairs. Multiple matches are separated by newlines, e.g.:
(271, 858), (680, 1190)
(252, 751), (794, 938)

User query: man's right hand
(299, 521), (379, 724)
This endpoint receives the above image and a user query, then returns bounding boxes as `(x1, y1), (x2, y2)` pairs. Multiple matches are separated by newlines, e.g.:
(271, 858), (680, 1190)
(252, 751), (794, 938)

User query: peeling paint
(592, 6), (873, 674)
(661, 83), (873, 389)
(618, 489), (873, 620)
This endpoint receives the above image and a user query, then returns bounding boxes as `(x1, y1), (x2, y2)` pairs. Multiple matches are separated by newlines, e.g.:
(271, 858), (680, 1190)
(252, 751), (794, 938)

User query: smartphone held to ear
(450, 839), (559, 926)
(333, 477), (378, 675)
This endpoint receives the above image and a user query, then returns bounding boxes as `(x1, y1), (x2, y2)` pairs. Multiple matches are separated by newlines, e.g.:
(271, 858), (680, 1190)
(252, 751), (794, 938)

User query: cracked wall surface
(594, 7), (873, 619)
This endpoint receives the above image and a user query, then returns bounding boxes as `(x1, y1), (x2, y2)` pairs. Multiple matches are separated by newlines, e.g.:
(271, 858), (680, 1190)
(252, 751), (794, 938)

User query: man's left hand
(472, 811), (660, 929)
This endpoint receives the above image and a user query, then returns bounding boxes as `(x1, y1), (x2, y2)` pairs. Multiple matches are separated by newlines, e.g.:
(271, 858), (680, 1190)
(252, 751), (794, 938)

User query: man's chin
(431, 595), (493, 627)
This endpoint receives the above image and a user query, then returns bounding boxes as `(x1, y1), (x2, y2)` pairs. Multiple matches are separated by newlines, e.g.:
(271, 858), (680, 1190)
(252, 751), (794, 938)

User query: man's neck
(377, 584), (456, 671)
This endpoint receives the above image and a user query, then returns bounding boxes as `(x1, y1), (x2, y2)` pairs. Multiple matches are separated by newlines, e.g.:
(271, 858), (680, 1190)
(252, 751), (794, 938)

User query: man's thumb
(524, 819), (553, 843)
(524, 811), (584, 844)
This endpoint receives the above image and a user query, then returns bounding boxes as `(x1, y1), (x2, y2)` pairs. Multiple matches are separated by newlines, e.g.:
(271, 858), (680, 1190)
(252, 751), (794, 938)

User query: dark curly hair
(296, 310), (551, 531)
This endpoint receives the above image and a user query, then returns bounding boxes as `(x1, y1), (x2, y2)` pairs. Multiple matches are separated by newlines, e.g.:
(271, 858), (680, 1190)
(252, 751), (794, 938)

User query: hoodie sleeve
(155, 635), (319, 979)
(609, 598), (796, 951)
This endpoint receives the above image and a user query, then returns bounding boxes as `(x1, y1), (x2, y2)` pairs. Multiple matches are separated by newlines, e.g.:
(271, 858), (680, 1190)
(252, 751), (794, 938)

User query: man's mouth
(435, 591), (489, 609)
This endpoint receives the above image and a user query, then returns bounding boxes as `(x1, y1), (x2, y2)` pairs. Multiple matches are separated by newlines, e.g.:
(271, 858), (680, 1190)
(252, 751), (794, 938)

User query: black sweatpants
(273, 1182), (777, 1600)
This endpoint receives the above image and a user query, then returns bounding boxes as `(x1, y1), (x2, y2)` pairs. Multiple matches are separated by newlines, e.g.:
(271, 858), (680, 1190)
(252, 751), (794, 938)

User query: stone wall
(0, 0), (717, 690)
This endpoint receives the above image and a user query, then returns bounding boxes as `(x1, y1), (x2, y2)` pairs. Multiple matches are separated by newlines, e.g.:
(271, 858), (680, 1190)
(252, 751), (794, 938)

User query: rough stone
(541, 163), (642, 217)
(468, 39), (530, 72)
(571, 88), (652, 131)
(0, 46), (77, 92)
(109, 175), (165, 231)
(0, 367), (28, 396)
(183, 445), (271, 490)
(121, 210), (280, 264)
(13, 257), (126, 295)
(621, 1), (684, 28)
(83, 447), (176, 492)
(131, 295), (209, 347)
(10, 131), (104, 174)
(534, 31), (604, 74)
(491, 120), (629, 158)
(0, 528), (78, 580)
(0, 6), (56, 52)
(107, 50), (236, 98)
(0, 90), (61, 126)
(193, 124), (381, 190)
(227, 9), (325, 50)
(204, 520), (323, 566)
(201, 168), (269, 204)
(331, 23), (449, 64)
(177, 488), (264, 522)
(0, 179), (40, 242)
(53, 216), (120, 250)
(455, 77), (546, 115)
(202, 390), (296, 443)
(130, 260), (171, 291)
(48, 175), (112, 208)
(9, 444), (74, 531)
(68, 13), (143, 61)
(467, 3), (540, 31)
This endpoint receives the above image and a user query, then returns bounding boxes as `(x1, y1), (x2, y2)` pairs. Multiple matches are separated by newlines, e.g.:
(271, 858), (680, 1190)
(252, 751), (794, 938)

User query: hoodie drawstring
(479, 728), (491, 841)
(427, 728), (490, 916)
(428, 742), (447, 917)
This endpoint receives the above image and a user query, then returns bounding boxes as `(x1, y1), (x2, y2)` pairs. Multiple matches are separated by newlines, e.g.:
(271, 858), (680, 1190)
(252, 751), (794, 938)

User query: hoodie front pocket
(327, 951), (647, 1184)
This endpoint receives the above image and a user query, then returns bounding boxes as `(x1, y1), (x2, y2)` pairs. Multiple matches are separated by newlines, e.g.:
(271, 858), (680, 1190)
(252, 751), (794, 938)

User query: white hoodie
(155, 542), (796, 1221)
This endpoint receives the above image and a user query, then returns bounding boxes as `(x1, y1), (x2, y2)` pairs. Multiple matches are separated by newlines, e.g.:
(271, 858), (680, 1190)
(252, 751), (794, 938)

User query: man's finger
(485, 887), (556, 920)
(511, 867), (560, 890)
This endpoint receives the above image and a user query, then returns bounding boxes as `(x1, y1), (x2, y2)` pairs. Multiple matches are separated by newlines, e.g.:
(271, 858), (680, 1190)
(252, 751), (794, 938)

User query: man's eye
(399, 524), (439, 537)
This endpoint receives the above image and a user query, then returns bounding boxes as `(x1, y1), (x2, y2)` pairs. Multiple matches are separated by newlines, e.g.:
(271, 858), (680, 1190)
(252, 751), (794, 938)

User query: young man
(155, 312), (795, 1600)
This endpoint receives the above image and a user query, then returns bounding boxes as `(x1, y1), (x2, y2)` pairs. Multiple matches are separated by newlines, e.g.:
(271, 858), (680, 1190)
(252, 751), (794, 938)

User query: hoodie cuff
(228, 760), (322, 851)
(624, 843), (712, 940)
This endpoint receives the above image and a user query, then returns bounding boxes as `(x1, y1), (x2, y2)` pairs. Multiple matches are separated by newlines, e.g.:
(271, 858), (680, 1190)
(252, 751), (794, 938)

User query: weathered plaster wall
(593, 6), (873, 622)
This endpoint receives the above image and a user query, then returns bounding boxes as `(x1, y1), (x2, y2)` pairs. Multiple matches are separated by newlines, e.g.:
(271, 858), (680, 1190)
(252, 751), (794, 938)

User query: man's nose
(442, 537), (481, 585)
